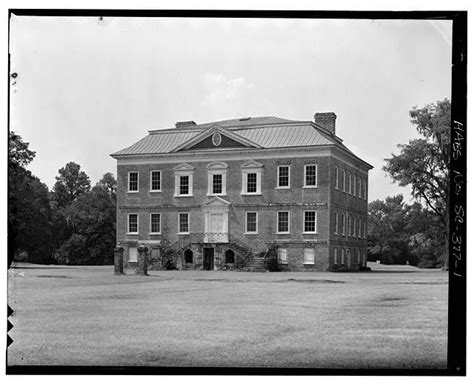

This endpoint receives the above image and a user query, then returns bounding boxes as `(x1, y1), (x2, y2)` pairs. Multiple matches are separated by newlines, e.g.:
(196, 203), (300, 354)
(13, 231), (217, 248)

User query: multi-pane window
(341, 213), (346, 235)
(128, 172), (138, 192)
(363, 179), (367, 200)
(179, 175), (189, 195)
(150, 213), (161, 234)
(212, 174), (222, 194)
(304, 211), (317, 233)
(358, 217), (362, 238)
(352, 174), (357, 195)
(247, 173), (257, 193)
(128, 213), (138, 234)
(348, 172), (352, 195)
(178, 213), (189, 234)
(277, 166), (290, 188)
(304, 165), (317, 187)
(347, 215), (352, 236)
(335, 166), (339, 189)
(245, 212), (258, 233)
(277, 211), (290, 233)
(304, 248), (315, 264)
(278, 248), (288, 264)
(334, 212), (339, 234)
(342, 169), (346, 192)
(358, 177), (362, 198)
(150, 170), (161, 191)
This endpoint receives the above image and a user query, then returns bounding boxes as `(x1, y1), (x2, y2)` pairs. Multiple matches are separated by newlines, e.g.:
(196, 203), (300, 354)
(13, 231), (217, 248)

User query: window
(363, 179), (367, 200)
(353, 174), (357, 195)
(241, 161), (263, 195)
(207, 162), (228, 196)
(128, 247), (138, 262)
(150, 170), (161, 192)
(348, 172), (352, 194)
(358, 177), (362, 198)
(212, 174), (222, 194)
(179, 175), (189, 195)
(341, 213), (346, 236)
(304, 165), (317, 187)
(341, 248), (346, 265)
(178, 213), (189, 234)
(347, 214), (351, 236)
(357, 249), (361, 264)
(277, 211), (290, 233)
(335, 166), (339, 189)
(303, 211), (317, 233)
(247, 173), (257, 193)
(245, 212), (258, 233)
(278, 248), (288, 264)
(128, 172), (138, 192)
(174, 163), (194, 197)
(150, 213), (161, 234)
(304, 248), (315, 264)
(358, 217), (361, 238)
(342, 169), (346, 192)
(128, 213), (138, 234)
(184, 249), (193, 264)
(364, 220), (367, 238)
(277, 166), (290, 188)
(334, 211), (339, 234)
(225, 250), (235, 264)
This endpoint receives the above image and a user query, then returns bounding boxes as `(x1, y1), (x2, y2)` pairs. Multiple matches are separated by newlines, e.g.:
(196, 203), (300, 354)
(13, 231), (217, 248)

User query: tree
(52, 162), (91, 208)
(8, 132), (53, 264)
(53, 173), (117, 265)
(383, 99), (450, 268)
(368, 194), (446, 268)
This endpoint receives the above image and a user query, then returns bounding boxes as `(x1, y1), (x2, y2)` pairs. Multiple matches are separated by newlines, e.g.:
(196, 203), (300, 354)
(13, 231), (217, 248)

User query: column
(114, 246), (124, 275)
(137, 245), (148, 276)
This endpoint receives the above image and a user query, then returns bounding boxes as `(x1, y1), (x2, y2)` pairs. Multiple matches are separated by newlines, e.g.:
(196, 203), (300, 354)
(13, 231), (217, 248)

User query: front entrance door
(203, 248), (214, 270)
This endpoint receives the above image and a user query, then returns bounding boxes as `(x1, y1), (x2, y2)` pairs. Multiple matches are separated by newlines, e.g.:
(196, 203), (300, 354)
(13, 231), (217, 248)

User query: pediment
(241, 160), (264, 168)
(203, 196), (231, 207)
(207, 161), (228, 170)
(173, 162), (195, 171)
(171, 126), (262, 152)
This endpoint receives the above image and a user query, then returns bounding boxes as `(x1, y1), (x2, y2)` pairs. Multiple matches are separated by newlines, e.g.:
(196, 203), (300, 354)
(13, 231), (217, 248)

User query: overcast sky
(9, 16), (452, 202)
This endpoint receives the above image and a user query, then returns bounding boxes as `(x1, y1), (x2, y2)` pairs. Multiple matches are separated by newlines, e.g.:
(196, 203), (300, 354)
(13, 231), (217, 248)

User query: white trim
(174, 173), (193, 197)
(277, 247), (288, 264)
(149, 170), (162, 192)
(127, 213), (139, 234)
(342, 169), (346, 192)
(150, 212), (161, 234)
(276, 210), (290, 234)
(207, 163), (228, 196)
(245, 211), (258, 234)
(114, 146), (372, 172)
(241, 168), (262, 195)
(303, 164), (318, 188)
(334, 211), (339, 235)
(303, 210), (317, 233)
(276, 165), (291, 189)
(303, 248), (315, 265)
(178, 212), (190, 234)
(128, 171), (139, 193)
(341, 213), (346, 236)
(335, 166), (339, 190)
(348, 171), (352, 195)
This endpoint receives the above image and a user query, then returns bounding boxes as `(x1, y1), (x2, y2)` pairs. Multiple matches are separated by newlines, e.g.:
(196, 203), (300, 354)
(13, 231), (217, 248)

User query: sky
(9, 16), (452, 203)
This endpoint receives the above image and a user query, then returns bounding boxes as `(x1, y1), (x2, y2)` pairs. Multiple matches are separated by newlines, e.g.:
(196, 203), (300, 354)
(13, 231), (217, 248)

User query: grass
(7, 262), (448, 369)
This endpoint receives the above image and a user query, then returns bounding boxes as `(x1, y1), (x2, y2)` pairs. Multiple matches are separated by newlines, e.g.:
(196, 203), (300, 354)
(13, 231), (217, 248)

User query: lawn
(7, 262), (448, 369)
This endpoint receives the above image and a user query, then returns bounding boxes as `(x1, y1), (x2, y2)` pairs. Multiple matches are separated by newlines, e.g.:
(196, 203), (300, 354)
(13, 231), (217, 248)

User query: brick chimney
(314, 112), (336, 134)
(175, 121), (197, 129)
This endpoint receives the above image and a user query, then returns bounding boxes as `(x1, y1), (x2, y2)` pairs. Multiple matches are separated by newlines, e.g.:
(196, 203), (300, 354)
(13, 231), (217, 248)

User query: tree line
(8, 98), (449, 268)
(8, 132), (116, 265)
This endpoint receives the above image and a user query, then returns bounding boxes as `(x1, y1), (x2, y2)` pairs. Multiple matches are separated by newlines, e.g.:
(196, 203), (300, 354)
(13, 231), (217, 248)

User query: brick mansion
(111, 112), (373, 272)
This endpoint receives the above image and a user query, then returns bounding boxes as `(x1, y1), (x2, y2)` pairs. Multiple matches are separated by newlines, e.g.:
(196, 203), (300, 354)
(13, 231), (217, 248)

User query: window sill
(302, 186), (318, 189)
(127, 232), (139, 235)
(275, 186), (290, 190)
(149, 233), (161, 235)
(127, 191), (139, 194)
(177, 232), (190, 235)
(149, 190), (162, 193)
(174, 195), (194, 198)
(207, 193), (227, 197)
(244, 232), (258, 235)
(302, 232), (317, 235)
(276, 232), (290, 235)
(241, 193), (262, 196)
